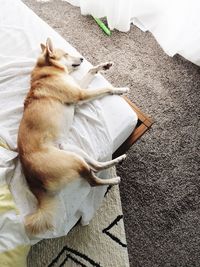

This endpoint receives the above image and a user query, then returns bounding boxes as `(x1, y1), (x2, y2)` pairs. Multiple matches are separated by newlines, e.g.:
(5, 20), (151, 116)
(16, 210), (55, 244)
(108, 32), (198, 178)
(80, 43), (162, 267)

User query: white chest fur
(55, 73), (79, 147)
(59, 104), (74, 141)
(61, 74), (79, 88)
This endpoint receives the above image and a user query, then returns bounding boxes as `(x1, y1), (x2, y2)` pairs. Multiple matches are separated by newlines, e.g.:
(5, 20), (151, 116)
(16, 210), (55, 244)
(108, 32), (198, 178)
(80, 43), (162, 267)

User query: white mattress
(0, 0), (137, 250)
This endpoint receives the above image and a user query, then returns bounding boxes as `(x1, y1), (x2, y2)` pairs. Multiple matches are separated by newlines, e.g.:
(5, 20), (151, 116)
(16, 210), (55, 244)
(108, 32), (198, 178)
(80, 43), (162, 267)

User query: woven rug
(27, 168), (130, 267)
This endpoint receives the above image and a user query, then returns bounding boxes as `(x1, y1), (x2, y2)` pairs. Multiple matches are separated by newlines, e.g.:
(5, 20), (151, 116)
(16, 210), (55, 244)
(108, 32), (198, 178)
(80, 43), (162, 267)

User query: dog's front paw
(101, 62), (113, 71)
(111, 87), (129, 95)
(90, 62), (113, 74)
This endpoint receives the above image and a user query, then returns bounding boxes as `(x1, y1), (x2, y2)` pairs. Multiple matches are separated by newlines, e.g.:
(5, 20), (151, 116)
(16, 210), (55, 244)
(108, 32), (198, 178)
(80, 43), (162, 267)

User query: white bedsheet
(0, 0), (137, 250)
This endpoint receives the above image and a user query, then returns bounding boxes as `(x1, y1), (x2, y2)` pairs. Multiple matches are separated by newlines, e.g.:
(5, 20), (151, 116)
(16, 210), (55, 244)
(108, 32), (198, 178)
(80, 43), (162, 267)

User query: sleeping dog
(17, 38), (128, 235)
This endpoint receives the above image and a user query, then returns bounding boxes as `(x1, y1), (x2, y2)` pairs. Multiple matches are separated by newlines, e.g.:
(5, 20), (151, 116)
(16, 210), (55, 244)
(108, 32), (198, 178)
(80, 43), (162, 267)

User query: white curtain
(65, 0), (200, 66)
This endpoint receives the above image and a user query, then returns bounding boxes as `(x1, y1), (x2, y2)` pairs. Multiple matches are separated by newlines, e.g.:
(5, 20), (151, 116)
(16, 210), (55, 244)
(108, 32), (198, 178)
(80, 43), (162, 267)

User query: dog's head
(38, 38), (83, 72)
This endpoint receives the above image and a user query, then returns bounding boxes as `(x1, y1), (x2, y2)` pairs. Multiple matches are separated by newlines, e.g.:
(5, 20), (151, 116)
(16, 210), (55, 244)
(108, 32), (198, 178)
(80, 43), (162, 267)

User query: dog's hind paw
(109, 176), (121, 185)
(117, 154), (126, 163)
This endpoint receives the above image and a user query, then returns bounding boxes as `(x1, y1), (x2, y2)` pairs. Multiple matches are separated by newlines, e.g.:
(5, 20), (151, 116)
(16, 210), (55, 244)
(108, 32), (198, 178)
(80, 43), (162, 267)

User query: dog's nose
(80, 58), (84, 62)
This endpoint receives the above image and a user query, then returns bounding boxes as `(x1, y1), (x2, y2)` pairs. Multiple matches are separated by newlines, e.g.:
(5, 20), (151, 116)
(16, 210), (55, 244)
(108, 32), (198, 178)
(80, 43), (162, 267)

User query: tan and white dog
(17, 38), (128, 235)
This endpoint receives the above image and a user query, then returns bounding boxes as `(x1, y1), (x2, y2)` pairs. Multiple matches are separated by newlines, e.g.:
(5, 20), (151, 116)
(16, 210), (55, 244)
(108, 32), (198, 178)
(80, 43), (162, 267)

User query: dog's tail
(25, 193), (56, 235)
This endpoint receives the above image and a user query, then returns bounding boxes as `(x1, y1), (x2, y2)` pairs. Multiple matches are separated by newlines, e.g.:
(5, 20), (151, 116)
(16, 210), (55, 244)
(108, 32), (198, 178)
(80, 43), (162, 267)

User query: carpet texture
(23, 1), (200, 266)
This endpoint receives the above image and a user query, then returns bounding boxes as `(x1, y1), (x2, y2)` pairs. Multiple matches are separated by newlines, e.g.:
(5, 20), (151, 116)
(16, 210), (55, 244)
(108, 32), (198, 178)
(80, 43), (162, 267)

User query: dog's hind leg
(31, 147), (121, 191)
(50, 151), (121, 187)
(85, 171), (121, 187)
(79, 62), (113, 88)
(60, 144), (126, 172)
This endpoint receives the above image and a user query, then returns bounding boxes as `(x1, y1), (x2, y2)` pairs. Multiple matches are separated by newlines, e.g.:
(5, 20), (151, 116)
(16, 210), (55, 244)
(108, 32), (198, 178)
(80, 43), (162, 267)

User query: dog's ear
(40, 43), (46, 52)
(46, 38), (54, 58)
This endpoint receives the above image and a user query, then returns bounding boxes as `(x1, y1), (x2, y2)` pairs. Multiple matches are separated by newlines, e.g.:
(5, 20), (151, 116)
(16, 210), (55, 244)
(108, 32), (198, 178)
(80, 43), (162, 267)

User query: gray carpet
(23, 1), (200, 266)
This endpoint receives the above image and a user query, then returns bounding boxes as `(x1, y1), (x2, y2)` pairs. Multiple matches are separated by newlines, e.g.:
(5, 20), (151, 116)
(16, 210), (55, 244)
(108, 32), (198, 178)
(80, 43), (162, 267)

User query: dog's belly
(55, 105), (75, 147)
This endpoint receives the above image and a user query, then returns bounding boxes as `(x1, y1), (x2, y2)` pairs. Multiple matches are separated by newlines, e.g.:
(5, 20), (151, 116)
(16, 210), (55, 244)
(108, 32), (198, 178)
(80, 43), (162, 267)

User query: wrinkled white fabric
(0, 0), (137, 249)
(65, 0), (200, 65)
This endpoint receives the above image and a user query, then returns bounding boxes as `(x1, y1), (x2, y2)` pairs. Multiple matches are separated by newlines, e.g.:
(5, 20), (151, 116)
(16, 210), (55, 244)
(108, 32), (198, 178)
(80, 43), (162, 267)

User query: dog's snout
(80, 58), (84, 62)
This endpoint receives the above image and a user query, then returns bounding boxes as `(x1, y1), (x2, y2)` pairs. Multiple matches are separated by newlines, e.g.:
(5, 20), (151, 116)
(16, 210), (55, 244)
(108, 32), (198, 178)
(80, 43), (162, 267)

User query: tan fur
(18, 38), (128, 235)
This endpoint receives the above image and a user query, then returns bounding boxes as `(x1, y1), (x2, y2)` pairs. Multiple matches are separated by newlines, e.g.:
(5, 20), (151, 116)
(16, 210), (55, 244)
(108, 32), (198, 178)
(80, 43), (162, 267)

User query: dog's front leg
(77, 86), (129, 105)
(79, 62), (113, 88)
